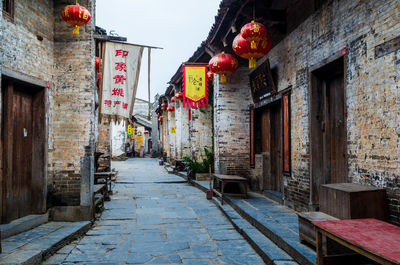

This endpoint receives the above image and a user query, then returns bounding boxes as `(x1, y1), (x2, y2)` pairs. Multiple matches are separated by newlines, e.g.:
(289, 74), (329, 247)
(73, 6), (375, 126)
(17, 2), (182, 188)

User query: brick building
(156, 48), (214, 167)
(0, 0), (98, 223)
(198, 0), (399, 225)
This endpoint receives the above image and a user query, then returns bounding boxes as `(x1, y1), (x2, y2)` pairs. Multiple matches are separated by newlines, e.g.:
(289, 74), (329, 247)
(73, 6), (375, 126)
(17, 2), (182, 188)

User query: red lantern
(96, 73), (102, 88)
(61, 3), (91, 35)
(207, 71), (214, 81)
(175, 92), (183, 102)
(167, 106), (175, 112)
(161, 103), (167, 111)
(158, 116), (163, 122)
(233, 34), (272, 69)
(171, 96), (176, 103)
(208, 52), (238, 83)
(144, 131), (149, 134)
(240, 21), (267, 49)
(95, 57), (102, 72)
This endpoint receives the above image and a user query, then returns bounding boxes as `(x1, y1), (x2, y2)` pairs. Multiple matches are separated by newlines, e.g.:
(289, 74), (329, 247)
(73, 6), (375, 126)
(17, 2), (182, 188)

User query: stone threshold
(0, 221), (91, 265)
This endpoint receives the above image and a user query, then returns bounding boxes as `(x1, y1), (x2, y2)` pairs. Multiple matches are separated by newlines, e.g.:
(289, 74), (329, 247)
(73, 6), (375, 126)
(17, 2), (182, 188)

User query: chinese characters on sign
(182, 64), (209, 109)
(249, 59), (277, 103)
(100, 42), (144, 121)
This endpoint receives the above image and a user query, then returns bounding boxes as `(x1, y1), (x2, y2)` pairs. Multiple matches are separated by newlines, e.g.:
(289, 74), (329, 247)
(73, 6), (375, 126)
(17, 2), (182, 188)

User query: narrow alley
(44, 158), (265, 265)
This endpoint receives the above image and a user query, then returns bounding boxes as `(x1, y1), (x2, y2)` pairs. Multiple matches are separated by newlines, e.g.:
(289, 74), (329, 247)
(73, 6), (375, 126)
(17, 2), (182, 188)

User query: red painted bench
(313, 218), (400, 265)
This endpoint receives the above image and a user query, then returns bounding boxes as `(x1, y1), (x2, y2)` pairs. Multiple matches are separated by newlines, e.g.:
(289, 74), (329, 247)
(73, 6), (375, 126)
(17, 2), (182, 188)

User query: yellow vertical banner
(183, 64), (209, 109)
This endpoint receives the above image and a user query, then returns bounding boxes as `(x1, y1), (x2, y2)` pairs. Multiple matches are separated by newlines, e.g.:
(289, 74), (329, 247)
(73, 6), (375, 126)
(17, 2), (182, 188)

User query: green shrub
(183, 147), (214, 174)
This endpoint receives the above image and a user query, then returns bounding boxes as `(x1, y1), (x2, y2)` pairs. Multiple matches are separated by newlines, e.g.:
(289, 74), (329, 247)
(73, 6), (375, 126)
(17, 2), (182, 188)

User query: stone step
(213, 198), (299, 265)
(0, 214), (49, 239)
(0, 221), (91, 265)
(224, 195), (316, 265)
(191, 180), (316, 265)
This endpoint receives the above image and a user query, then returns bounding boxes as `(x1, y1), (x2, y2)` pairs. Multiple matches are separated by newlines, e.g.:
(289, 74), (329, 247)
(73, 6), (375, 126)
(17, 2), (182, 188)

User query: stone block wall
(213, 68), (252, 177)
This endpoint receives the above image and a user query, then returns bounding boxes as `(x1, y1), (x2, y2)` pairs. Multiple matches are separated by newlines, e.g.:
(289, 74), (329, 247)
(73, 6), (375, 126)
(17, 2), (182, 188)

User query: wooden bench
(314, 218), (400, 265)
(94, 172), (116, 199)
(212, 174), (248, 204)
(298, 211), (339, 247)
(93, 184), (106, 212)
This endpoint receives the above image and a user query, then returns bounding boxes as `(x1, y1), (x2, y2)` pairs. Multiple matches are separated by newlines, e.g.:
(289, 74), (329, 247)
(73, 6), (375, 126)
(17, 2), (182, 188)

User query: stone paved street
(43, 158), (265, 265)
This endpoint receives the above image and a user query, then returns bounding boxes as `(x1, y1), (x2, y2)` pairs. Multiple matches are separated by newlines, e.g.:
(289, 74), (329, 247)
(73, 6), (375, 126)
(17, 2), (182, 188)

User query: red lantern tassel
(73, 25), (79, 35)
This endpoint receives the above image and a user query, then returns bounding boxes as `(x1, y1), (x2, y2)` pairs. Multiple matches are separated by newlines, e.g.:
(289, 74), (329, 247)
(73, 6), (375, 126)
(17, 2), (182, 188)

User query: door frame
(308, 52), (348, 207)
(1, 67), (49, 223)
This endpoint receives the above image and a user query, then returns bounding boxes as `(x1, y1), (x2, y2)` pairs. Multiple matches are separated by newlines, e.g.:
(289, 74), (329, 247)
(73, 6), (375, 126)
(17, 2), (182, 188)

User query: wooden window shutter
(282, 93), (291, 173)
(250, 108), (255, 168)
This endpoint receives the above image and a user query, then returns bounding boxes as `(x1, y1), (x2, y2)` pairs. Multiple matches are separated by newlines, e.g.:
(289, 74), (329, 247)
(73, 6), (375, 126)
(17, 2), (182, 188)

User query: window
(3, 0), (14, 21)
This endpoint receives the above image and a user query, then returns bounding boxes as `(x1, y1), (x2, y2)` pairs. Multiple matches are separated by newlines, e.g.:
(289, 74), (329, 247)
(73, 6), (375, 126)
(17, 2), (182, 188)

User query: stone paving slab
(46, 158), (265, 264)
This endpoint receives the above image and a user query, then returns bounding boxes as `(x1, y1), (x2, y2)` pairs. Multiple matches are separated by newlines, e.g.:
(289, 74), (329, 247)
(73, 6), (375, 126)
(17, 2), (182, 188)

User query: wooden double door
(1, 79), (46, 224)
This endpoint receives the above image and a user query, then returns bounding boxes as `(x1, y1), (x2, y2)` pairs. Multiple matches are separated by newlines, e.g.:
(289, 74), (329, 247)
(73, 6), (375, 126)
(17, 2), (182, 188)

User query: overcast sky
(95, 0), (221, 103)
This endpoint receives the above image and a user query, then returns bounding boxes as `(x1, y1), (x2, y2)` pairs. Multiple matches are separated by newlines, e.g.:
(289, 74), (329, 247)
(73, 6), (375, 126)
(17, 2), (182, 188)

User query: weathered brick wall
(97, 120), (111, 171)
(252, 0), (399, 219)
(214, 68), (252, 177)
(174, 102), (191, 160)
(151, 95), (160, 156)
(167, 107), (176, 162)
(0, 0), (96, 208)
(0, 0), (3, 212)
(191, 106), (213, 163)
(2, 0), (54, 81)
(1, 0), (55, 206)
(49, 0), (95, 206)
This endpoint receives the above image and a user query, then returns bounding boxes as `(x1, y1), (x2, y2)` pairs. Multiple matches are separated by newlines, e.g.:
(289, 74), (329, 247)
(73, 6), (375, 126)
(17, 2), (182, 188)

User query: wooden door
(12, 87), (33, 219)
(2, 80), (46, 224)
(310, 57), (346, 205)
(270, 102), (283, 193)
(325, 74), (346, 183)
(260, 108), (271, 190)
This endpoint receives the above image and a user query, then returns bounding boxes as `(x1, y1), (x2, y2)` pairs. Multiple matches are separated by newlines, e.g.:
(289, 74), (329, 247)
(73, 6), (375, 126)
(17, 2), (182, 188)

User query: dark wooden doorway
(255, 101), (283, 193)
(1, 78), (46, 224)
(310, 57), (347, 205)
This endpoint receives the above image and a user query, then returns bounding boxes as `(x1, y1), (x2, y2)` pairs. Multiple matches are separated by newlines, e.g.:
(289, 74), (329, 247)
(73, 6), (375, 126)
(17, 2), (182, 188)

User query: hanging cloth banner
(182, 63), (209, 108)
(100, 41), (144, 122)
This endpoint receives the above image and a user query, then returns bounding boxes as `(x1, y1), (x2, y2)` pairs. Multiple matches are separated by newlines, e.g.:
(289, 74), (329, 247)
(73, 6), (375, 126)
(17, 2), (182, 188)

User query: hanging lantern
(96, 73), (102, 88)
(144, 131), (149, 134)
(240, 21), (267, 49)
(95, 57), (102, 72)
(208, 52), (238, 83)
(171, 96), (176, 103)
(175, 92), (184, 103)
(161, 103), (167, 111)
(207, 71), (214, 81)
(61, 3), (91, 35)
(167, 106), (175, 112)
(158, 116), (163, 122)
(232, 34), (272, 69)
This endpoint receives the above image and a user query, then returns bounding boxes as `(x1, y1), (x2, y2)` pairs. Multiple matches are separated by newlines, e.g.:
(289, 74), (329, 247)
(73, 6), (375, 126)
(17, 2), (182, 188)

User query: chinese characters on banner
(182, 64), (209, 108)
(100, 42), (144, 121)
